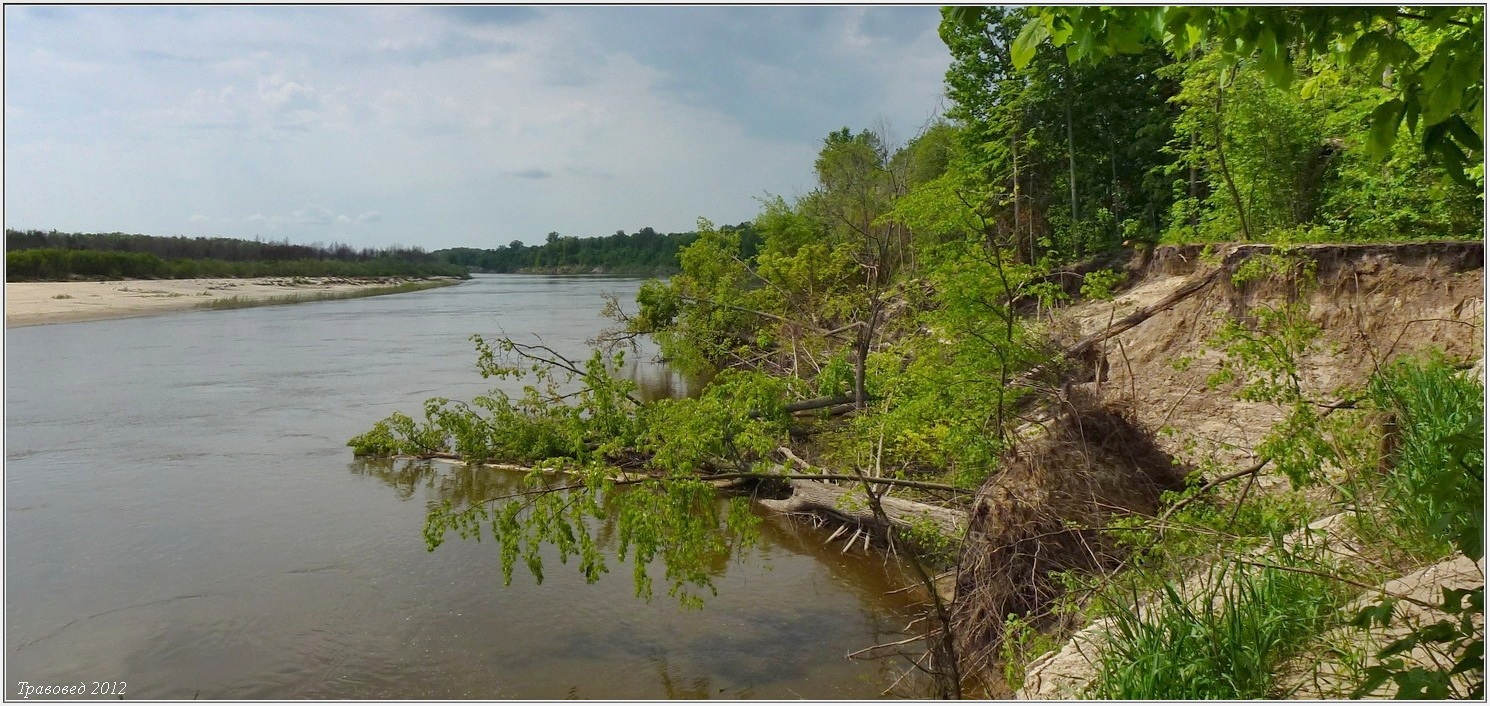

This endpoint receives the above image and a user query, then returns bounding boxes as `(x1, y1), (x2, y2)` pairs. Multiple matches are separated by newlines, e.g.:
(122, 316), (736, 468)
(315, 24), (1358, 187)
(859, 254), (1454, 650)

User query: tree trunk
(1214, 65), (1253, 241)
(1065, 75), (1081, 259)
(758, 479), (965, 537)
(1013, 130), (1024, 263)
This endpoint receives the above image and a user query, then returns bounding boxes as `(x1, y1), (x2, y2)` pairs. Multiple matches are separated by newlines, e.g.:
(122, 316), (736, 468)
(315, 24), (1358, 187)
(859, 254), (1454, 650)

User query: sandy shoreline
(5, 276), (460, 328)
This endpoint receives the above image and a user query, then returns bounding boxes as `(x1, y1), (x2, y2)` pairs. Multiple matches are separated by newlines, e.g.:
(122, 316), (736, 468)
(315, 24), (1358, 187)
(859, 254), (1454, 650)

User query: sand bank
(5, 276), (460, 328)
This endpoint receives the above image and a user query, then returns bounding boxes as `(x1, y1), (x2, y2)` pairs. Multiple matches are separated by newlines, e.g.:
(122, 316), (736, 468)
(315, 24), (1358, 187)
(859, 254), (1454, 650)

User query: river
(4, 274), (925, 699)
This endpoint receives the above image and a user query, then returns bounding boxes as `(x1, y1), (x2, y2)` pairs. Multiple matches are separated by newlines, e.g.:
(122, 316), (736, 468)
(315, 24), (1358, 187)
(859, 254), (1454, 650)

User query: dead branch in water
(405, 453), (974, 509)
(757, 479), (966, 536)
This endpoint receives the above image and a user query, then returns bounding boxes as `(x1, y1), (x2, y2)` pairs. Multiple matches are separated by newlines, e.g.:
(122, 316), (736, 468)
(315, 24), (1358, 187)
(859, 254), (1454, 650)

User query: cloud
(3, 6), (951, 248)
(258, 75), (317, 111)
(290, 205), (345, 226)
(431, 6), (540, 26)
(134, 49), (211, 64)
(241, 206), (381, 229)
(549, 7), (951, 143)
(376, 32), (511, 65)
(188, 214), (212, 223)
(509, 168), (552, 179)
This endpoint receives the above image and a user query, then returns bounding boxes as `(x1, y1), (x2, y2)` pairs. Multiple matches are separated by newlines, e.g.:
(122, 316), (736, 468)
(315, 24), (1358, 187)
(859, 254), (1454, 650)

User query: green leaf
(1379, 633), (1420, 658)
(1441, 587), (1475, 614)
(1368, 98), (1406, 157)
(945, 6), (984, 32)
(1351, 599), (1397, 628)
(1012, 19), (1051, 70)
(1351, 665), (1394, 698)
(1451, 640), (1483, 675)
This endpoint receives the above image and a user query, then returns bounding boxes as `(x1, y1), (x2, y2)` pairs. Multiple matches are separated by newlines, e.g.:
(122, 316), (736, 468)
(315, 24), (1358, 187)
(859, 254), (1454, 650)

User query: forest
(4, 229), (469, 280)
(349, 6), (1480, 699)
(432, 223), (760, 274)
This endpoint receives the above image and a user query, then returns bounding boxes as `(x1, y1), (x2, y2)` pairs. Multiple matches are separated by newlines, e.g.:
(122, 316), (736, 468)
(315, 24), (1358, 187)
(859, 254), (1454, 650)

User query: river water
(4, 275), (924, 699)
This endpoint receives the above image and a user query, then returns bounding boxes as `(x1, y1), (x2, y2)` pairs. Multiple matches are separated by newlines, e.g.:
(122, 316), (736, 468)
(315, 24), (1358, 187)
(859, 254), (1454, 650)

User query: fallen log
(784, 394), (858, 413)
(758, 479), (965, 537)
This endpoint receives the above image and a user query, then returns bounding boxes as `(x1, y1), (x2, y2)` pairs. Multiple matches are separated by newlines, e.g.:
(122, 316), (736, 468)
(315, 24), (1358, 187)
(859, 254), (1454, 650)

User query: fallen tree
(758, 478), (964, 536)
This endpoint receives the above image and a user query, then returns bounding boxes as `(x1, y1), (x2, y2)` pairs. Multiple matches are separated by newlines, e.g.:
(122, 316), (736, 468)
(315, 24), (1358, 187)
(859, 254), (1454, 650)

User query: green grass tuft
(1090, 558), (1343, 699)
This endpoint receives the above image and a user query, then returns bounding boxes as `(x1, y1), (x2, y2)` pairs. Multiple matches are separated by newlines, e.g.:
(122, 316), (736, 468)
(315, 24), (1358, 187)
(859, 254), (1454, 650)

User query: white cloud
(3, 6), (951, 248)
(258, 75), (317, 111)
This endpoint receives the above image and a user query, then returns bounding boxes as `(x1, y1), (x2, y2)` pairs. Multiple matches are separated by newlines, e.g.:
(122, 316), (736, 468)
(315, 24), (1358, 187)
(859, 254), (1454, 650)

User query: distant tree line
(434, 224), (761, 274)
(4, 230), (468, 281)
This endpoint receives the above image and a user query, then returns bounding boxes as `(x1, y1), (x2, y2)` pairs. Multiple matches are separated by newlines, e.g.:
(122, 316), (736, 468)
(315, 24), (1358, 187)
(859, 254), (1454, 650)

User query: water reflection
(349, 457), (931, 698)
(650, 656), (756, 700)
(348, 458), (439, 500)
(8, 274), (920, 699)
(620, 354), (711, 402)
(352, 457), (924, 614)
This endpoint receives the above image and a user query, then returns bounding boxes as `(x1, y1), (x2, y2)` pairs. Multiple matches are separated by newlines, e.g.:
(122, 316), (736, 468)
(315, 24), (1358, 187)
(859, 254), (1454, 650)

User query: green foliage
(1000, 7), (1484, 178)
(1368, 356), (1485, 562)
(1340, 356), (1485, 700)
(1350, 586), (1485, 699)
(999, 613), (1060, 692)
(1079, 268), (1125, 301)
(1089, 558), (1345, 699)
(5, 229), (468, 281)
(351, 336), (645, 466)
(348, 333), (797, 607)
(1205, 251), (1321, 405)
(939, 6), (1178, 260)
(833, 236), (1048, 486)
(5, 247), (468, 281)
(815, 352), (854, 398)
(632, 219), (767, 376)
(1159, 48), (1480, 243)
(433, 224), (731, 275)
(643, 370), (792, 476)
(945, 7), (1483, 247)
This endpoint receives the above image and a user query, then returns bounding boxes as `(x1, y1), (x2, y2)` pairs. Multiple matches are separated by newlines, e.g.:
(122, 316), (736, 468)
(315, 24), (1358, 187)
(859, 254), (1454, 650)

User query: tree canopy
(948, 6), (1485, 179)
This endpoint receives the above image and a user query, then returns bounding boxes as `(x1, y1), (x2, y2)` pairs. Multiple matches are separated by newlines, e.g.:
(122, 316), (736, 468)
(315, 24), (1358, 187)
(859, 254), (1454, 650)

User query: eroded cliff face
(1067, 242), (1482, 471)
(948, 241), (1485, 696)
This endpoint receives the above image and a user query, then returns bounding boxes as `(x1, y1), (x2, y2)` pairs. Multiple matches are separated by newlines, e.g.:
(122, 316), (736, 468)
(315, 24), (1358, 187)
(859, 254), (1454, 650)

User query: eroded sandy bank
(5, 276), (461, 327)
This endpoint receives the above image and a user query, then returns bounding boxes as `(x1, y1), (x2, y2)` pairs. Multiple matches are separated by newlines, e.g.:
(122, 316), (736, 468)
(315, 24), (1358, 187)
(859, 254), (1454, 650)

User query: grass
(1369, 356), (1484, 561)
(51, 293), (73, 299)
(197, 278), (459, 311)
(1076, 355), (1484, 700)
(1089, 557), (1344, 699)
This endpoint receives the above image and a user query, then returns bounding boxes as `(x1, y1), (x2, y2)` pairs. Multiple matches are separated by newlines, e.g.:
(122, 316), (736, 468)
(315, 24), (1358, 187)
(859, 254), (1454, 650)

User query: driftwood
(758, 479), (965, 536)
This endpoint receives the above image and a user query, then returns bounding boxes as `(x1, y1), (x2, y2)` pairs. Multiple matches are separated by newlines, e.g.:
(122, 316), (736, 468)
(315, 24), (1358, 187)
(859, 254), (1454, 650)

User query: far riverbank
(4, 275), (462, 327)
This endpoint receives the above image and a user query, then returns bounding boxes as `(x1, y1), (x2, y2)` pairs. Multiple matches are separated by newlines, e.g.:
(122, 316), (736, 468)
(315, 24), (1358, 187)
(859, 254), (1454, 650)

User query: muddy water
(4, 275), (925, 699)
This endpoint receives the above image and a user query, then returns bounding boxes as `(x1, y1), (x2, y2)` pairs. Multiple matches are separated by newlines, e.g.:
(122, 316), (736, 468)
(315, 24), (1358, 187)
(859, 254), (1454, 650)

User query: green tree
(968, 6), (1484, 181)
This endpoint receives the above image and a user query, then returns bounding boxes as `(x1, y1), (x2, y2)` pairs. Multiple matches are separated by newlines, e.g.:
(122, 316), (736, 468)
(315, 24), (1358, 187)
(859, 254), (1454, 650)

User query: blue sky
(3, 5), (952, 249)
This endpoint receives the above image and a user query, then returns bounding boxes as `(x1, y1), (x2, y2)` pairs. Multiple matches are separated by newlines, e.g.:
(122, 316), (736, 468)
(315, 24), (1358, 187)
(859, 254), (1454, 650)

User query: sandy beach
(5, 276), (459, 327)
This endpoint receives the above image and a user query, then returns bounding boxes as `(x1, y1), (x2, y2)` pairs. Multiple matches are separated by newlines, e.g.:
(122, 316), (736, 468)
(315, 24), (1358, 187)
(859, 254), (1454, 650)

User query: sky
(3, 5), (954, 250)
